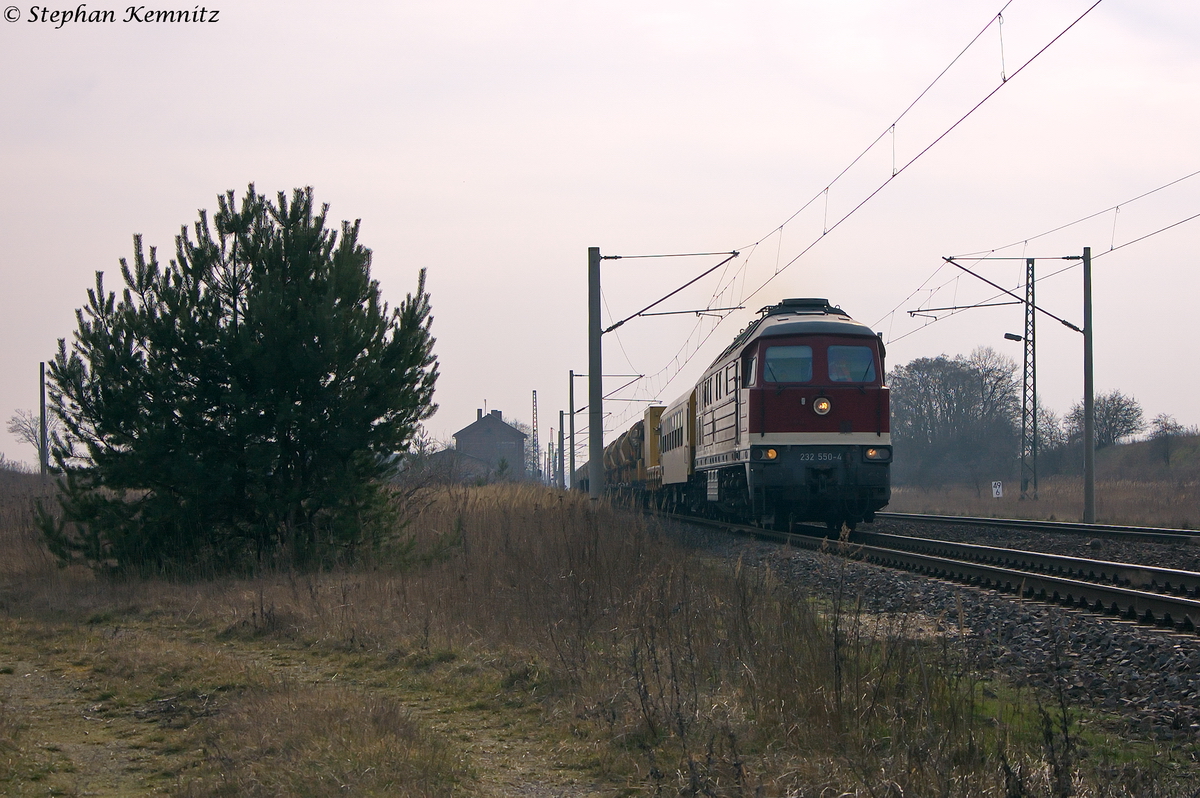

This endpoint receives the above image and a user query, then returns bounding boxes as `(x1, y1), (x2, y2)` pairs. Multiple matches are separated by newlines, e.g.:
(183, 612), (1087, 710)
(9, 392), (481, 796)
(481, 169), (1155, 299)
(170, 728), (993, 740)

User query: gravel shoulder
(730, 527), (1200, 745)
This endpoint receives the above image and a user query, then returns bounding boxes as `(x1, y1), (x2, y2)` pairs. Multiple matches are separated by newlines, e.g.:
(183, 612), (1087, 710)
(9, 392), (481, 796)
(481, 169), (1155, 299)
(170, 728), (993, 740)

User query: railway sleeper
(831, 534), (1200, 635)
(935, 570), (1198, 633)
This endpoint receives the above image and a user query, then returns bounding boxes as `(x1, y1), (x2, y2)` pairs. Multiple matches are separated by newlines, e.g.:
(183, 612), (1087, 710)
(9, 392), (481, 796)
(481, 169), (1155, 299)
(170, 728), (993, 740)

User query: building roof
(453, 410), (527, 442)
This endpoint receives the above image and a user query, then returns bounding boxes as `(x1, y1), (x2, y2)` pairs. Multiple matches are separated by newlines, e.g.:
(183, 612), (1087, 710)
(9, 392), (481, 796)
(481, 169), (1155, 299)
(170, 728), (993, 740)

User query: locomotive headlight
(863, 447), (892, 462)
(813, 397), (832, 415)
(766, 448), (778, 460)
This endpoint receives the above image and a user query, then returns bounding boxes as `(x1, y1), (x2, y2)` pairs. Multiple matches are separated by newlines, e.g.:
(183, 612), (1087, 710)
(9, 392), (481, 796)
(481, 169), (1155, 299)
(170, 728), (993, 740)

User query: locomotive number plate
(796, 451), (841, 462)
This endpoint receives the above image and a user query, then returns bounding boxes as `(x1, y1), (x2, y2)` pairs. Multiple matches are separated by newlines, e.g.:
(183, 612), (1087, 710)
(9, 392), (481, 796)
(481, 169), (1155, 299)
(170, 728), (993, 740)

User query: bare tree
(890, 346), (1020, 491)
(1036, 402), (1067, 455)
(1065, 390), (1145, 449)
(1150, 413), (1185, 439)
(503, 416), (538, 480)
(1150, 413), (1186, 466)
(0, 453), (35, 474)
(966, 346), (1022, 422)
(6, 409), (63, 460)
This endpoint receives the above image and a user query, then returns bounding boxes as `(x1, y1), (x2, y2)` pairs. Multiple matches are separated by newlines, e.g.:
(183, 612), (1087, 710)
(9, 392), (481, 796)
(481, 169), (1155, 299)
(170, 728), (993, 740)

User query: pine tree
(42, 186), (438, 572)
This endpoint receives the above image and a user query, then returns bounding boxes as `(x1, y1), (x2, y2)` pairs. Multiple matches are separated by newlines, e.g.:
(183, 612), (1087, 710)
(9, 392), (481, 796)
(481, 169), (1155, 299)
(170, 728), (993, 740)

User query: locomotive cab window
(828, 345), (877, 382)
(744, 356), (757, 387)
(763, 345), (812, 383)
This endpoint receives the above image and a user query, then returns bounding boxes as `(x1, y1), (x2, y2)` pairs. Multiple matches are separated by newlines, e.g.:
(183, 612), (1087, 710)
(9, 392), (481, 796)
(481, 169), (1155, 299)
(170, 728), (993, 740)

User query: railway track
(673, 514), (1200, 633)
(852, 530), (1200, 596)
(876, 511), (1200, 543)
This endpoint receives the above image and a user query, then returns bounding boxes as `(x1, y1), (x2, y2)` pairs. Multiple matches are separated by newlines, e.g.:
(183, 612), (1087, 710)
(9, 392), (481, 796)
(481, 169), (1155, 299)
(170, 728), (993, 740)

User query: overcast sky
(2, 0), (1198, 467)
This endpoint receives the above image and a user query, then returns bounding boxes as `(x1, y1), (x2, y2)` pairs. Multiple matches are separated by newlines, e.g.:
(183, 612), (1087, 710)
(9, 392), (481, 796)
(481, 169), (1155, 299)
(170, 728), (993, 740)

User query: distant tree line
(888, 347), (1191, 491)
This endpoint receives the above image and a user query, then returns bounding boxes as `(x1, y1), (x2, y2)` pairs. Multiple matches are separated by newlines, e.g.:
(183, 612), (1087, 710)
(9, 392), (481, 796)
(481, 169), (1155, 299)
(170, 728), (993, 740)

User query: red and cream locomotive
(585, 298), (891, 530)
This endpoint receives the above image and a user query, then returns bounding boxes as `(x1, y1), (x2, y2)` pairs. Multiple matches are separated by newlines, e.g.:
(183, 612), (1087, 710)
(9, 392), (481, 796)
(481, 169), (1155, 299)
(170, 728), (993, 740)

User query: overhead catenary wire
(943, 257), (1080, 332)
(1099, 208), (1200, 257)
(598, 0), (1105, 419)
(598, 249), (745, 429)
(603, 1), (1023, 391)
(605, 0), (1102, 404)
(635, 240), (764, 400)
(953, 167), (1200, 258)
(603, 251), (739, 334)
(601, 287), (641, 376)
(736, 0), (1105, 310)
(888, 203), (1200, 345)
(745, 0), (1016, 247)
(882, 162), (1200, 344)
(601, 251), (740, 260)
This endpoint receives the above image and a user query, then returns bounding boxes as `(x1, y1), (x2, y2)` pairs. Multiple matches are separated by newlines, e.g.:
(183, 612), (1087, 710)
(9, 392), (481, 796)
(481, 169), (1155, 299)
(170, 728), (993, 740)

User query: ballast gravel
(673, 520), (1200, 743)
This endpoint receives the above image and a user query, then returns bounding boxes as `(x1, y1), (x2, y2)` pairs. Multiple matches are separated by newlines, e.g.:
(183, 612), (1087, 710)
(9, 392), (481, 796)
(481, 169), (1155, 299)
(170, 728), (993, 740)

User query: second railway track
(876, 511), (1200, 543)
(852, 530), (1200, 596)
(671, 513), (1200, 633)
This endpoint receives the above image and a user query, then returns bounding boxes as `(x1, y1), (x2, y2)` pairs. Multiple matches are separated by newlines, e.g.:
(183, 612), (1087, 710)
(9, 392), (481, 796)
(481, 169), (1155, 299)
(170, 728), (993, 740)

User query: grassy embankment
(1, 465), (1198, 795)
(890, 435), (1200, 527)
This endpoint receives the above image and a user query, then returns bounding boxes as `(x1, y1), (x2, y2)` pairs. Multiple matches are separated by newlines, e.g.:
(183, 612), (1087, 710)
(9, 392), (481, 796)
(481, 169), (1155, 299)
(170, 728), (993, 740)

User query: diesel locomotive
(579, 298), (891, 530)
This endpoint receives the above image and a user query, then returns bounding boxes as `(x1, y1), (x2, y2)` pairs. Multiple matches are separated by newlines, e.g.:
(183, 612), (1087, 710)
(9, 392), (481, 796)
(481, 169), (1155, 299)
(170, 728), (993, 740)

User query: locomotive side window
(744, 356), (757, 387)
(763, 346), (812, 383)
(828, 345), (877, 382)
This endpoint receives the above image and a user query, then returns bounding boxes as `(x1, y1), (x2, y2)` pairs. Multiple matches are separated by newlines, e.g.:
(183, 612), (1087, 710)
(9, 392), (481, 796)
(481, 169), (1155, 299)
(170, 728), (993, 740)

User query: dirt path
(1, 646), (184, 794)
(0, 617), (607, 797)
(405, 699), (598, 798)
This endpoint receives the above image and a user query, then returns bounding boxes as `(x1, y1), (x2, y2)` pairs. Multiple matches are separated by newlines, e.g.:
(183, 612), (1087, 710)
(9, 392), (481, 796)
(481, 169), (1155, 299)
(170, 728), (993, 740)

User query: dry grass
(0, 469), (473, 796)
(890, 476), (1200, 528)
(178, 682), (460, 798)
(2, 470), (1199, 795)
(890, 435), (1200, 527)
(0, 470), (58, 581)
(0, 696), (24, 784)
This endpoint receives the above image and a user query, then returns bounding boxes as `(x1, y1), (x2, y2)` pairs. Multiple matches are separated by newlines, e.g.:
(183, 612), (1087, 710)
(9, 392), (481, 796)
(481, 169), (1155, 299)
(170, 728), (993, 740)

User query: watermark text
(6, 5), (221, 27)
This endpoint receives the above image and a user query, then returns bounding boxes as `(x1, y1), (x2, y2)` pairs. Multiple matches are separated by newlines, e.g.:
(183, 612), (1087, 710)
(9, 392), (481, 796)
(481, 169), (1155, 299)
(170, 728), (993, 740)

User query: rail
(670, 514), (1200, 633)
(876, 512), (1200, 543)
(852, 530), (1200, 597)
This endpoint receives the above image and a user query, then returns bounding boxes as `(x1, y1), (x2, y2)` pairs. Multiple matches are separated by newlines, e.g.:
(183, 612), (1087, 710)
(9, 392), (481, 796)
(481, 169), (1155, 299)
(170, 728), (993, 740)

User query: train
(577, 298), (891, 530)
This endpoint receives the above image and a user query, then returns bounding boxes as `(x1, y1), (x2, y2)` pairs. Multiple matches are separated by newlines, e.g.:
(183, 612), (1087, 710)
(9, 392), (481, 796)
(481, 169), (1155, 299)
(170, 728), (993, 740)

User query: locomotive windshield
(763, 345), (812, 383)
(828, 345), (876, 382)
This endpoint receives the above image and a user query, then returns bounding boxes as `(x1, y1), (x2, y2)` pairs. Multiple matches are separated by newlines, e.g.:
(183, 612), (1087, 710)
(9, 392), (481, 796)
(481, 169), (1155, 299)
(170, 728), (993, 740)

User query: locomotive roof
(709, 298), (880, 367)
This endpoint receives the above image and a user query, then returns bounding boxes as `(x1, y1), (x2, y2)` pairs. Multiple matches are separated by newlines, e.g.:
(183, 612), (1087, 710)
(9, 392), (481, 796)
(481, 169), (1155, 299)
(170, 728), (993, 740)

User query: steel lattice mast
(531, 390), (539, 482)
(1019, 258), (1038, 500)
